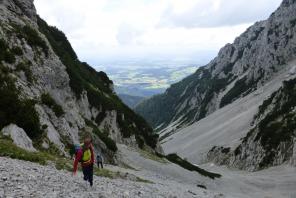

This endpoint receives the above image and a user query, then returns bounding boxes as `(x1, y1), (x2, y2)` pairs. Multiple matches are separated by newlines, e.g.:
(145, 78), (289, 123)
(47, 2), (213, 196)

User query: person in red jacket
(73, 137), (95, 187)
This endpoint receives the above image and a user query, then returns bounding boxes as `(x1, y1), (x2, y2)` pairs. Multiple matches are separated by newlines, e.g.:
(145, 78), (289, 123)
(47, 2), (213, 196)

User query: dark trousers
(97, 161), (103, 169)
(82, 164), (93, 186)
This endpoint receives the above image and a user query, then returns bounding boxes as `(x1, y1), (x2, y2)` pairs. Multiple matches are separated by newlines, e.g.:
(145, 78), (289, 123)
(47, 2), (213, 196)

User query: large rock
(1, 124), (36, 152)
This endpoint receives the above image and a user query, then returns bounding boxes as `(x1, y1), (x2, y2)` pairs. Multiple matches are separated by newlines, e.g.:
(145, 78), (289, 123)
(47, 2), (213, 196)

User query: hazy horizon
(35, 0), (282, 70)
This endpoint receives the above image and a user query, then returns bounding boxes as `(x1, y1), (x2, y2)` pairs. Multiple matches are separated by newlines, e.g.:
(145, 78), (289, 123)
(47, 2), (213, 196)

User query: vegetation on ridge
(84, 119), (118, 152)
(135, 66), (236, 129)
(0, 138), (150, 182)
(37, 16), (158, 149)
(236, 78), (296, 169)
(156, 152), (222, 179)
(0, 66), (43, 140)
(41, 93), (65, 117)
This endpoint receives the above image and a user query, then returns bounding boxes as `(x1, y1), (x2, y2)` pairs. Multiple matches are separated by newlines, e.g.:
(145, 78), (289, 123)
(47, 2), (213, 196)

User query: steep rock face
(135, 0), (296, 139)
(1, 0), (37, 22)
(207, 77), (296, 171)
(0, 0), (159, 162)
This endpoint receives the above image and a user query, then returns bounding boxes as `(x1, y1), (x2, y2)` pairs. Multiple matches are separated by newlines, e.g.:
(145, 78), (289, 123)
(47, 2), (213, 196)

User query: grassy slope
(0, 137), (150, 183)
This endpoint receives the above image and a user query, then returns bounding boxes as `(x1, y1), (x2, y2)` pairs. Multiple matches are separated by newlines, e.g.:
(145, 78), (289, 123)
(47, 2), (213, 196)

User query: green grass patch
(120, 162), (138, 171)
(1, 137), (74, 172)
(94, 167), (118, 178)
(0, 138), (151, 183)
(0, 139), (53, 165)
(139, 149), (168, 164)
(94, 167), (152, 183)
(135, 176), (153, 184)
(158, 153), (221, 179)
(55, 158), (73, 171)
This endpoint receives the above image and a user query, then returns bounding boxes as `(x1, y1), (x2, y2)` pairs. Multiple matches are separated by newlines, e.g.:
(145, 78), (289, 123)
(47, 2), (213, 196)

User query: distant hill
(115, 85), (164, 98)
(118, 94), (145, 109)
(104, 65), (198, 98)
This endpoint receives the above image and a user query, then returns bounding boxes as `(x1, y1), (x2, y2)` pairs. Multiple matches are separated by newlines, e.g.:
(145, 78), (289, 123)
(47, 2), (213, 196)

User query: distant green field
(106, 66), (198, 97)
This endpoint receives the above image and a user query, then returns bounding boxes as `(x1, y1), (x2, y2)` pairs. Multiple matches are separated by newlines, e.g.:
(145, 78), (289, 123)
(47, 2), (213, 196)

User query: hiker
(96, 153), (103, 169)
(73, 136), (95, 187)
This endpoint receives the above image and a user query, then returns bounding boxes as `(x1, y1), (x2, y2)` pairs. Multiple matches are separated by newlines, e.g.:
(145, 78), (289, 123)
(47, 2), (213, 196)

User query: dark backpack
(96, 154), (102, 162)
(70, 144), (82, 157)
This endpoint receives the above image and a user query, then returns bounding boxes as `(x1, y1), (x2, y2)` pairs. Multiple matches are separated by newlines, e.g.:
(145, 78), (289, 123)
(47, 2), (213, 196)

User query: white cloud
(116, 24), (144, 45)
(159, 0), (282, 28)
(34, 0), (282, 67)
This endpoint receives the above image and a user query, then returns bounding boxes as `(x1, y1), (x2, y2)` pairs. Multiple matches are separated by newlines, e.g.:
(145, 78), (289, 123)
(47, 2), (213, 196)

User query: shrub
(0, 63), (10, 74)
(11, 46), (23, 56)
(13, 24), (49, 57)
(95, 110), (107, 125)
(161, 153), (221, 179)
(219, 74), (261, 108)
(0, 74), (43, 139)
(256, 92), (277, 117)
(41, 93), (64, 117)
(22, 25), (49, 56)
(84, 119), (118, 152)
(0, 39), (8, 61)
(290, 18), (296, 27)
(223, 62), (234, 75)
(0, 39), (16, 64)
(221, 147), (230, 154)
(17, 99), (43, 139)
(3, 50), (16, 64)
(198, 75), (233, 120)
(135, 135), (144, 149)
(16, 61), (34, 83)
(92, 128), (117, 152)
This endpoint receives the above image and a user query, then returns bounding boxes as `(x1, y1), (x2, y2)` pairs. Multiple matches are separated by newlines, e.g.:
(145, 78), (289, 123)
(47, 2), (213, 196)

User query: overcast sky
(34, 0), (282, 68)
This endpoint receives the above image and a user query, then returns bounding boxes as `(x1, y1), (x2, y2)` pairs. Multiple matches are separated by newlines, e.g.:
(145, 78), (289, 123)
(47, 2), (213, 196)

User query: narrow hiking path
(2, 144), (295, 197)
(0, 157), (217, 198)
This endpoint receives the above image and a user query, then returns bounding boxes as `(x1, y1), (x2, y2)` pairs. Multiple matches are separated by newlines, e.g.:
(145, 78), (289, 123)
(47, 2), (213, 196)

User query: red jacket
(73, 144), (94, 173)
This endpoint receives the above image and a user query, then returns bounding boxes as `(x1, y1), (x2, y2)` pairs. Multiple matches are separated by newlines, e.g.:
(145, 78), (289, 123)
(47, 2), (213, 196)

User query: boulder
(1, 124), (36, 152)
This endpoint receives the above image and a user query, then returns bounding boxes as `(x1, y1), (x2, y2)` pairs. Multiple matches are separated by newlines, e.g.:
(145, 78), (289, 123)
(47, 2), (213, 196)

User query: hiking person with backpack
(73, 136), (95, 187)
(96, 153), (103, 169)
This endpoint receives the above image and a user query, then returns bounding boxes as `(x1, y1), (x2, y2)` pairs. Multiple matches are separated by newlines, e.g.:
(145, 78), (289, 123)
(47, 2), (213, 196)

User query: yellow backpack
(81, 144), (91, 162)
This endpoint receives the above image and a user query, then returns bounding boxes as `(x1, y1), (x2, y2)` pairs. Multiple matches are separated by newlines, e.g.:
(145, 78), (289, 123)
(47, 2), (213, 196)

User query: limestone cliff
(0, 0), (160, 163)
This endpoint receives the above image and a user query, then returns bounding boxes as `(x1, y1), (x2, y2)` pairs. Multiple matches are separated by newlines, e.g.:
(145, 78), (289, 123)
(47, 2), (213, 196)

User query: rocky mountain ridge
(207, 76), (296, 171)
(137, 0), (296, 170)
(135, 0), (296, 139)
(0, 0), (160, 163)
